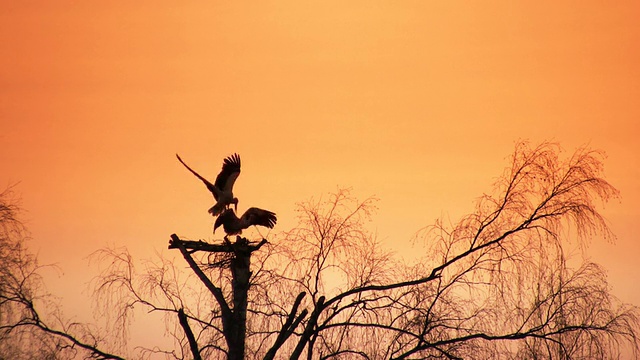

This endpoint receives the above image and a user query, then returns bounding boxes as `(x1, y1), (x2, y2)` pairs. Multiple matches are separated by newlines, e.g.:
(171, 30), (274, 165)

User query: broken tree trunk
(169, 234), (267, 360)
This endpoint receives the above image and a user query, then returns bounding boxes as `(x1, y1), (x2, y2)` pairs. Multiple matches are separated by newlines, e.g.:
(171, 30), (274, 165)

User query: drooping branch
(271, 143), (639, 359)
(390, 322), (631, 360)
(0, 278), (126, 360)
(0, 188), (127, 360)
(23, 318), (126, 360)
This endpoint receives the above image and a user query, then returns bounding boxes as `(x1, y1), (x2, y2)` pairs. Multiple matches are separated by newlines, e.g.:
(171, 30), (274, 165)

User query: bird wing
(176, 154), (219, 199)
(240, 207), (277, 229)
(214, 153), (241, 193)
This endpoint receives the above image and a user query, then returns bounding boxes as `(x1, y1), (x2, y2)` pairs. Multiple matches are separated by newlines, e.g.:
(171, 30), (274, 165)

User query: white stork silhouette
(176, 153), (241, 216)
(214, 208), (277, 237)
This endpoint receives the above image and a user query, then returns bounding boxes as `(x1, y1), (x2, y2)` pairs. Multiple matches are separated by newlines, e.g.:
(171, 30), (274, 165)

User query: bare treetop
(5, 142), (636, 359)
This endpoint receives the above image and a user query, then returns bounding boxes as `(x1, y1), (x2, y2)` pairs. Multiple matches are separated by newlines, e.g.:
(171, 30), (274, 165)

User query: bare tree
(274, 142), (639, 359)
(85, 141), (640, 358)
(0, 187), (124, 360)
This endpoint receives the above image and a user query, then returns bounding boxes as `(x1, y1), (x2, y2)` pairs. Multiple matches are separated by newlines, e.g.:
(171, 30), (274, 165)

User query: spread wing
(214, 153), (241, 193)
(176, 154), (219, 198)
(240, 207), (277, 229)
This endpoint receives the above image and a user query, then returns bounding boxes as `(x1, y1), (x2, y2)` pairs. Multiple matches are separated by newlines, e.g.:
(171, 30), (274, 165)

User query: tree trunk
(227, 239), (252, 360)
(169, 235), (267, 360)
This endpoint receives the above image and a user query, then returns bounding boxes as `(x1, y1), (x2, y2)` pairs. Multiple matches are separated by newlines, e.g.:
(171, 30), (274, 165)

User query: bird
(176, 153), (241, 216)
(214, 207), (277, 237)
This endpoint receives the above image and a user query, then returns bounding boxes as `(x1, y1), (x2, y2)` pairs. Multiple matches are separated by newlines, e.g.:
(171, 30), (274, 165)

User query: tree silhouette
(90, 141), (639, 359)
(2, 141), (639, 359)
(0, 187), (123, 359)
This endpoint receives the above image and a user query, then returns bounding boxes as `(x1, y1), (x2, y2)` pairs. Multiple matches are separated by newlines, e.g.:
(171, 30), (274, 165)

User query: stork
(176, 153), (241, 216)
(214, 207), (277, 238)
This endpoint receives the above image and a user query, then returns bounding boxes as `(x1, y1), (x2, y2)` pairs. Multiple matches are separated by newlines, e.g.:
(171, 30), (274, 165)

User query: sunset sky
(1, 1), (639, 352)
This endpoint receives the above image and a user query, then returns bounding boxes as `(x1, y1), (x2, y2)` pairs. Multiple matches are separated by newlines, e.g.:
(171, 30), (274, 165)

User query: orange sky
(1, 1), (639, 351)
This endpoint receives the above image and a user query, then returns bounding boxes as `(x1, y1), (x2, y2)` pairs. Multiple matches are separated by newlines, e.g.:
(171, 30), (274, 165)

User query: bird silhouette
(176, 153), (241, 216)
(214, 207), (277, 238)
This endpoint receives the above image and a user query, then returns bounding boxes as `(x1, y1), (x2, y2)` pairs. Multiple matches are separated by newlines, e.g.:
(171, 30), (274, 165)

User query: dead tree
(168, 234), (267, 360)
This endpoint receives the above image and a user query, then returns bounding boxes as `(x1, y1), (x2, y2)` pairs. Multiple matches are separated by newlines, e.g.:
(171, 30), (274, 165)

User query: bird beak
(234, 202), (238, 212)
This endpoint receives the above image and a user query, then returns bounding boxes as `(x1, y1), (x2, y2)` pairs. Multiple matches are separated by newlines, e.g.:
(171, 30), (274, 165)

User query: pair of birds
(176, 153), (277, 237)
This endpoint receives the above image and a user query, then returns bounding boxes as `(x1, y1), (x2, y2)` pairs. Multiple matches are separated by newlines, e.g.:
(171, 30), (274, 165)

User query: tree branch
(178, 308), (202, 360)
(169, 234), (232, 332)
(264, 292), (308, 360)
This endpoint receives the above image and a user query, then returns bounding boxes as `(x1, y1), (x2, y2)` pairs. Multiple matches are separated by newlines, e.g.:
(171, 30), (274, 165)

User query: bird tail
(208, 203), (225, 216)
